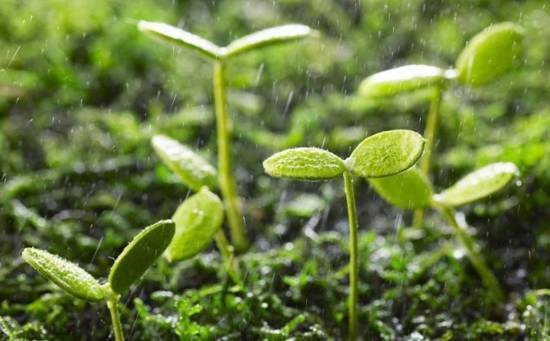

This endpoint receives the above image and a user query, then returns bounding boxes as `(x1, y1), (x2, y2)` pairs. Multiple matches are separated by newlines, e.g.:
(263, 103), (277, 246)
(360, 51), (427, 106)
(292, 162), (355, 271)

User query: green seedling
(152, 135), (239, 282)
(358, 22), (525, 225)
(140, 21), (314, 252)
(22, 220), (175, 341)
(369, 162), (519, 300)
(263, 129), (425, 340)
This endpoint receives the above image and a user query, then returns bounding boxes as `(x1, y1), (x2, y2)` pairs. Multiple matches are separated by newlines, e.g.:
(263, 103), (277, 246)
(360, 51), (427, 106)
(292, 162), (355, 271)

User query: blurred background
(1, 0), (549, 339)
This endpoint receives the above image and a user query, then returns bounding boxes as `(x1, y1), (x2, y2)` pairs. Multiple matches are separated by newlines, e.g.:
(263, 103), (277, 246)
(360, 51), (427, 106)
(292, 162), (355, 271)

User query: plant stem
(439, 206), (504, 301)
(214, 230), (242, 285)
(213, 61), (248, 252)
(107, 296), (125, 341)
(343, 171), (359, 341)
(414, 86), (443, 227)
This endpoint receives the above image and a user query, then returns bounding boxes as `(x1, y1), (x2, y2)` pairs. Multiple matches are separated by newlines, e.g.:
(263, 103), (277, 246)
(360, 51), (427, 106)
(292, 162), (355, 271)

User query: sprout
(139, 21), (314, 252)
(264, 129), (425, 340)
(22, 220), (175, 341)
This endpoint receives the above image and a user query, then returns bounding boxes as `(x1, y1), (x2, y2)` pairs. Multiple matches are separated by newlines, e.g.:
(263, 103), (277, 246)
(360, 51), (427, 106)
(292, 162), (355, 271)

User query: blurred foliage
(1, 0), (550, 339)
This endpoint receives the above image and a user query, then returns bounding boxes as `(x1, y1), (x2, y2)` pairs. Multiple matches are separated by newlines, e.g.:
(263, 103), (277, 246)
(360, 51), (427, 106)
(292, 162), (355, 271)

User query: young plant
(21, 220), (175, 341)
(263, 129), (425, 340)
(358, 22), (525, 225)
(139, 21), (314, 252)
(368, 162), (520, 300)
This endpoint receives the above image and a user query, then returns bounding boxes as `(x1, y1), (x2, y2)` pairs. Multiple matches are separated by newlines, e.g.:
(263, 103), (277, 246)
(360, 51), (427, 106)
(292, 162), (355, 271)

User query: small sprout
(346, 130), (425, 178)
(368, 168), (433, 210)
(434, 162), (519, 207)
(22, 248), (105, 302)
(152, 135), (217, 191)
(109, 220), (175, 295)
(165, 187), (224, 262)
(455, 22), (525, 86)
(358, 64), (449, 98)
(263, 147), (345, 180)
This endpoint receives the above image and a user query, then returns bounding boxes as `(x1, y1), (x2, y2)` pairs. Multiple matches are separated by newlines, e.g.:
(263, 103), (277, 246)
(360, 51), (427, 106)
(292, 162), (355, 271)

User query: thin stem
(439, 206), (504, 301)
(107, 296), (125, 341)
(213, 61), (248, 252)
(343, 171), (359, 341)
(414, 86), (444, 227)
(214, 230), (242, 285)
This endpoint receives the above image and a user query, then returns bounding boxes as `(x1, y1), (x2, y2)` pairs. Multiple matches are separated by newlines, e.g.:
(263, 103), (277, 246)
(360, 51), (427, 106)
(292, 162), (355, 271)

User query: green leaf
(455, 22), (525, 86)
(358, 65), (452, 98)
(435, 162), (519, 207)
(263, 147), (345, 180)
(165, 187), (224, 262)
(109, 220), (175, 294)
(22, 248), (105, 302)
(152, 135), (217, 191)
(138, 21), (222, 60)
(224, 24), (313, 59)
(368, 168), (433, 209)
(346, 130), (425, 178)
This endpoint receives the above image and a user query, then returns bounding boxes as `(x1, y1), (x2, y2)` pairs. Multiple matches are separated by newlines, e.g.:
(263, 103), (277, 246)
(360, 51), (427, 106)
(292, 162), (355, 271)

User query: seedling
(369, 162), (520, 300)
(139, 21), (314, 252)
(358, 22), (525, 225)
(22, 220), (175, 341)
(263, 129), (425, 340)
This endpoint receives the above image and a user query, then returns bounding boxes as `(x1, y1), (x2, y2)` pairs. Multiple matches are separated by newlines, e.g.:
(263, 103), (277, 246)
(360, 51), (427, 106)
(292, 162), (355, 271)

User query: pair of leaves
(138, 21), (312, 60)
(358, 22), (525, 98)
(22, 220), (175, 300)
(369, 162), (519, 209)
(263, 130), (425, 180)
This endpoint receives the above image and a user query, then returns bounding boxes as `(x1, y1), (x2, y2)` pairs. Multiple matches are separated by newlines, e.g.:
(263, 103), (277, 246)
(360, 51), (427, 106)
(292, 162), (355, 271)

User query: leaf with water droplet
(263, 147), (345, 180)
(138, 21), (222, 60)
(435, 162), (519, 207)
(346, 130), (425, 178)
(109, 220), (175, 294)
(165, 187), (224, 262)
(369, 168), (433, 209)
(455, 22), (525, 86)
(152, 135), (217, 191)
(224, 24), (313, 59)
(22, 248), (105, 301)
(358, 65), (451, 98)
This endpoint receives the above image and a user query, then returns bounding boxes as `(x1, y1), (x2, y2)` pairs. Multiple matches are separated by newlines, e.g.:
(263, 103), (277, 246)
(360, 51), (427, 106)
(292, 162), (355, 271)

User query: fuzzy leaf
(263, 147), (345, 180)
(368, 168), (433, 209)
(152, 135), (217, 191)
(138, 21), (222, 60)
(456, 22), (525, 86)
(109, 220), (175, 294)
(358, 65), (451, 98)
(224, 24), (312, 58)
(346, 130), (425, 178)
(22, 248), (105, 301)
(435, 162), (519, 207)
(165, 187), (224, 262)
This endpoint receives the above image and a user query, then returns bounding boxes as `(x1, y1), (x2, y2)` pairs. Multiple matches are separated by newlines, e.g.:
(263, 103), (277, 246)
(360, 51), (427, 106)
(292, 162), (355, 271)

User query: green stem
(439, 206), (504, 301)
(107, 296), (125, 341)
(214, 230), (242, 285)
(343, 171), (359, 341)
(213, 61), (248, 252)
(414, 86), (443, 227)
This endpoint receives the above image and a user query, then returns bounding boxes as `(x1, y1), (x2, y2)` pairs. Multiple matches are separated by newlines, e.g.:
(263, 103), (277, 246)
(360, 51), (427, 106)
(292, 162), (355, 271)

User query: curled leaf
(152, 135), (217, 191)
(358, 65), (451, 98)
(138, 21), (222, 60)
(165, 187), (224, 262)
(109, 220), (175, 294)
(224, 24), (313, 59)
(369, 168), (433, 209)
(22, 248), (105, 301)
(346, 130), (425, 178)
(455, 22), (525, 86)
(263, 147), (345, 180)
(435, 162), (519, 207)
